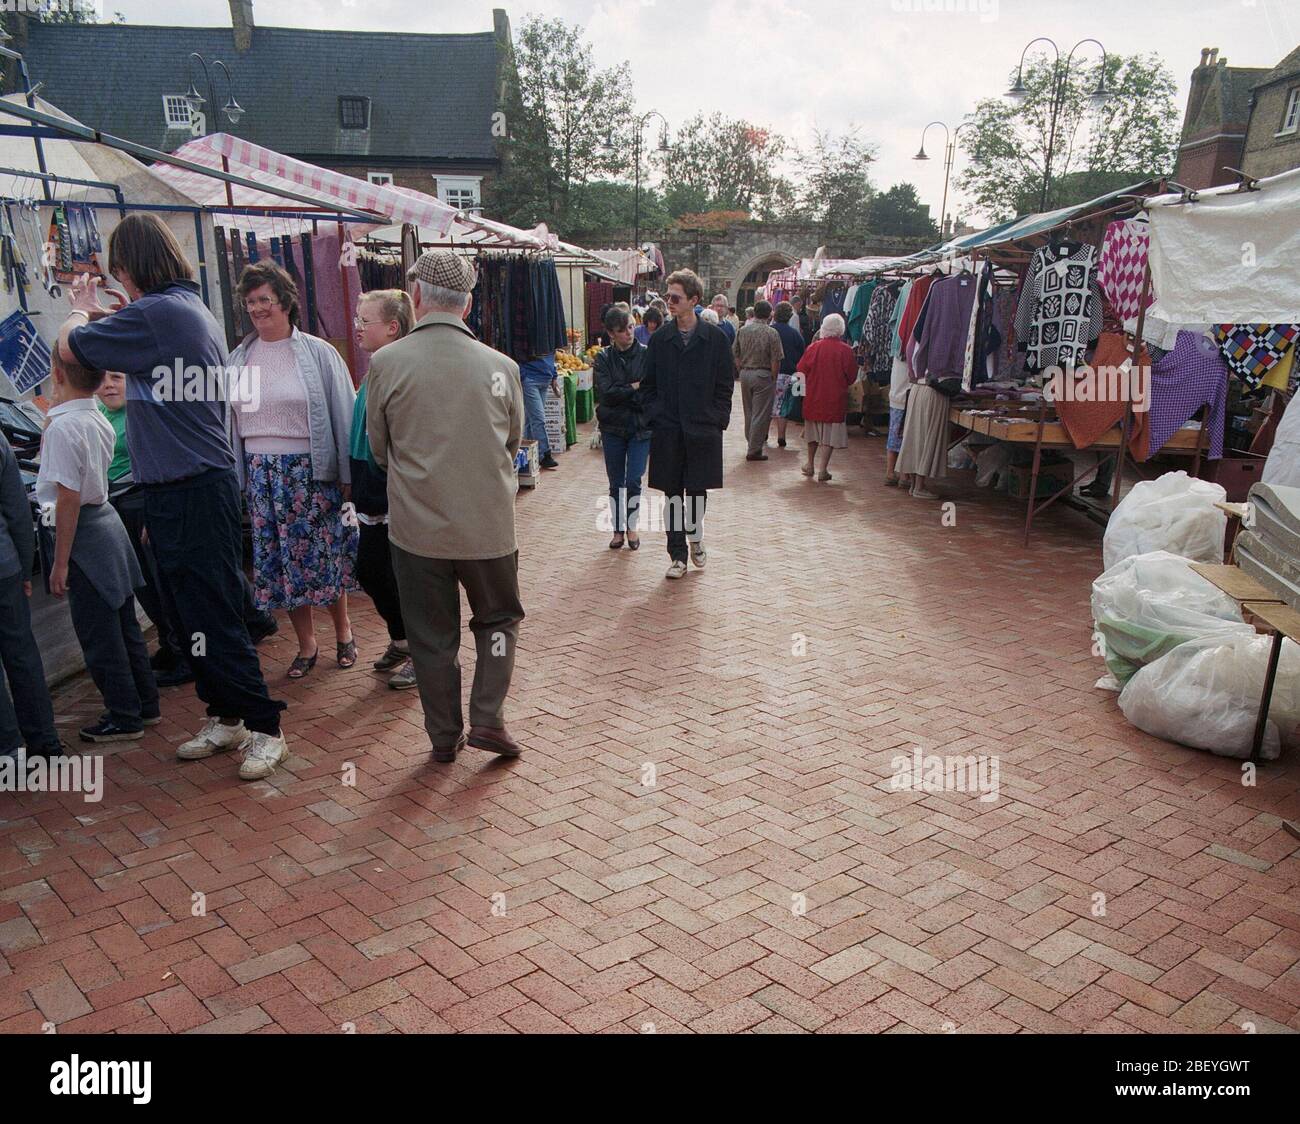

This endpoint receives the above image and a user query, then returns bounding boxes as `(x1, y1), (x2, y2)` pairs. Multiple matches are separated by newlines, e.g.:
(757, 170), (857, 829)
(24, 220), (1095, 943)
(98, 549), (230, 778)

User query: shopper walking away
(0, 437), (63, 759)
(367, 250), (527, 763)
(36, 351), (159, 742)
(638, 268), (734, 580)
(796, 313), (858, 482)
(520, 353), (560, 470)
(228, 260), (358, 679)
(734, 299), (784, 461)
(594, 306), (650, 550)
(58, 213), (287, 781)
(352, 289), (417, 690)
(772, 301), (806, 449)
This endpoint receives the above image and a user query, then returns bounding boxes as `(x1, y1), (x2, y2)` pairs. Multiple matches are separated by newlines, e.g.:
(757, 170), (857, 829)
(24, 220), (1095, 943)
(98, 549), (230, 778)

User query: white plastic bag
(1118, 632), (1300, 760)
(1091, 550), (1252, 684)
(975, 443), (1011, 489)
(1102, 471), (1227, 571)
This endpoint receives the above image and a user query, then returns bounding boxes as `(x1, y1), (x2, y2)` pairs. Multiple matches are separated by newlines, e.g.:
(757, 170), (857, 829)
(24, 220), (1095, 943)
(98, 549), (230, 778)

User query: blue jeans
(602, 433), (651, 531)
(521, 377), (551, 456)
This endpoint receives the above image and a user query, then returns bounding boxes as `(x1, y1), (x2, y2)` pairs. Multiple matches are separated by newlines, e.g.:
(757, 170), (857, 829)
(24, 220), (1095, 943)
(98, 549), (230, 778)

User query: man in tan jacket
(366, 250), (527, 762)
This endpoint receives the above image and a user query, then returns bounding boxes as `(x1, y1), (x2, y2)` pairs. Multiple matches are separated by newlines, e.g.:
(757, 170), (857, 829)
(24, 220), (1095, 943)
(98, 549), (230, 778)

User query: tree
(868, 183), (938, 239)
(656, 114), (792, 219)
(956, 52), (1181, 222)
(563, 181), (671, 240)
(796, 128), (877, 246)
(488, 16), (634, 231)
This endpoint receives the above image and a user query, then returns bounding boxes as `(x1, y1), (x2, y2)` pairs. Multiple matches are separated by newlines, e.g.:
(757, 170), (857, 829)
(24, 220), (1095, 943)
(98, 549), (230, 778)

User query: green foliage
(868, 182), (938, 239)
(794, 128), (877, 245)
(957, 52), (1180, 222)
(656, 113), (793, 218)
(487, 15), (634, 231)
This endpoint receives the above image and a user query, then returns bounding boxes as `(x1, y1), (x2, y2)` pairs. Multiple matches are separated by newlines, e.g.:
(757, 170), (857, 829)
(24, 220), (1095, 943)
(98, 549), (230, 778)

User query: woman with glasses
(350, 290), (416, 689)
(228, 261), (358, 680)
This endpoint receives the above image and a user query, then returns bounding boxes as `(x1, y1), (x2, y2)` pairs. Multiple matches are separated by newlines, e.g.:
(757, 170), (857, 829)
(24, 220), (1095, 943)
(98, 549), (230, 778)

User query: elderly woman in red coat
(795, 312), (859, 482)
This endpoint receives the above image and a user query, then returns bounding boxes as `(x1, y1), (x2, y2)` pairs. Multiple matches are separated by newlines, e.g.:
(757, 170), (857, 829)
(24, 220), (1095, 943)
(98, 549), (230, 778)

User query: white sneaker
(238, 731), (289, 780)
(177, 717), (249, 760)
(665, 560), (687, 580)
(689, 542), (707, 568)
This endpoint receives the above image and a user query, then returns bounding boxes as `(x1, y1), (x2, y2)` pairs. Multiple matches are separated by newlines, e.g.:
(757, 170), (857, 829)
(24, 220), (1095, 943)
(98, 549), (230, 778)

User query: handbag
(780, 376), (805, 422)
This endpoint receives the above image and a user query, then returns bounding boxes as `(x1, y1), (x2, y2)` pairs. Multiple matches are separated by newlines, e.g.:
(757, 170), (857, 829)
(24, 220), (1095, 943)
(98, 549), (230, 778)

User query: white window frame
(436, 175), (482, 211)
(1278, 88), (1300, 137)
(367, 171), (394, 186)
(163, 95), (193, 128)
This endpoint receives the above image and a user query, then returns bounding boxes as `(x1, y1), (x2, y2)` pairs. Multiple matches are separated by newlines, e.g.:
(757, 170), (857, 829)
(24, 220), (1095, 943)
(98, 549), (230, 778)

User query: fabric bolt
(245, 452), (358, 611)
(913, 273), (980, 380)
(1097, 218), (1153, 323)
(1214, 323), (1299, 389)
(1146, 330), (1229, 459)
(1013, 242), (1104, 370)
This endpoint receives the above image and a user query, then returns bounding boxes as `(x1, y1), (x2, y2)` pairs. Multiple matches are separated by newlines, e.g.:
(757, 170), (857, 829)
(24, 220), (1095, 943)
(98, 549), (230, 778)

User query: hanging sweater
(1013, 243), (1104, 370)
(912, 274), (980, 380)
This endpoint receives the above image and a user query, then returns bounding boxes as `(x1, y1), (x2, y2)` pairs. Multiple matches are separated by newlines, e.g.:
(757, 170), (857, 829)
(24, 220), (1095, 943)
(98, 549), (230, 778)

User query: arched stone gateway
(733, 252), (796, 312)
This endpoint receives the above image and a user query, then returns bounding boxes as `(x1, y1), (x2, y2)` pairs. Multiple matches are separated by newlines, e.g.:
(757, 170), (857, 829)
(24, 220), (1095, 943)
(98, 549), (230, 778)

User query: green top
(97, 401), (131, 484)
(349, 381), (375, 465)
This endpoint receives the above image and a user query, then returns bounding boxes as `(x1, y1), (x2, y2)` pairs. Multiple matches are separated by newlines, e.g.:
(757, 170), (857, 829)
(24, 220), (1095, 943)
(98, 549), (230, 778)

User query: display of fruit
(555, 350), (590, 372)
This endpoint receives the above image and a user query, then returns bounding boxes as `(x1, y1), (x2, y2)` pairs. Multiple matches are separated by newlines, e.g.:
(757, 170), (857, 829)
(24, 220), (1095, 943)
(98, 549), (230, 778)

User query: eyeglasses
(244, 296), (278, 311)
(665, 293), (688, 304)
(353, 316), (388, 329)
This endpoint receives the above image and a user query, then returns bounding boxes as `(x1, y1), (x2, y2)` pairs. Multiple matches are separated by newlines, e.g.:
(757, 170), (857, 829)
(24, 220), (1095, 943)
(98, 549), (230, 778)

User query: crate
(1007, 461), (1073, 500)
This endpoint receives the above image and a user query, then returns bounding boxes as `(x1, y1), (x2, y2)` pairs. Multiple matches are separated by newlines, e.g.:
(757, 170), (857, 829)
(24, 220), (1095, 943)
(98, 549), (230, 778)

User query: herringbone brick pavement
(2, 399), (1298, 1034)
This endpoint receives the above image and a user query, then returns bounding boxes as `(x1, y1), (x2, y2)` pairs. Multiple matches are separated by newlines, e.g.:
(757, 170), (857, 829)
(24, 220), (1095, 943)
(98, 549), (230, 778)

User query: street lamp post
(632, 110), (669, 256)
(913, 120), (971, 238)
(1005, 37), (1111, 212)
(185, 52), (245, 132)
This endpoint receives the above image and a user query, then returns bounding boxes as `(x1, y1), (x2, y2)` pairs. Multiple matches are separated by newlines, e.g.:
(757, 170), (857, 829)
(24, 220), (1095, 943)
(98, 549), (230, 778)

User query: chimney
(1182, 47), (1220, 140)
(229, 0), (254, 53)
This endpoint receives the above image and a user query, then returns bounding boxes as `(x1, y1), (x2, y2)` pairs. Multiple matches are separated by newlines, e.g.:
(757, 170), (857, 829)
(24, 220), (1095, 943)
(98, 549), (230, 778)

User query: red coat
(796, 337), (859, 422)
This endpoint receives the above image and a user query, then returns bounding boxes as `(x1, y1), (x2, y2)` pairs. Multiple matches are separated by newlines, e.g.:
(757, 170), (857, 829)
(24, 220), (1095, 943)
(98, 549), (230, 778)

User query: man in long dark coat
(638, 269), (735, 580)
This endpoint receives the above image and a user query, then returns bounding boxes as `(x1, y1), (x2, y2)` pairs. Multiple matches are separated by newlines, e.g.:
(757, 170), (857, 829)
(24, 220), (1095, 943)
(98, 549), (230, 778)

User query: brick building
(5, 2), (512, 212)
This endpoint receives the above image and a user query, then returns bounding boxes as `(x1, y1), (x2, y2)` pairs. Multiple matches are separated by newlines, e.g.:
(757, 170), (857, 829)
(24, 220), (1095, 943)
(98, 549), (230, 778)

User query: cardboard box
(516, 438), (539, 488)
(543, 391), (566, 453)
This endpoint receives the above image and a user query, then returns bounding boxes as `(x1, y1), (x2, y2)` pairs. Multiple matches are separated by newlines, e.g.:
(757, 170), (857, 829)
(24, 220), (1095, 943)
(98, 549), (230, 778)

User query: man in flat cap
(366, 250), (527, 762)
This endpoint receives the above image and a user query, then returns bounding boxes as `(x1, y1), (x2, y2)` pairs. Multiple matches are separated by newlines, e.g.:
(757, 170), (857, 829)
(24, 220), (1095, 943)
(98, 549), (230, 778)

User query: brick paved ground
(2, 406), (1299, 1034)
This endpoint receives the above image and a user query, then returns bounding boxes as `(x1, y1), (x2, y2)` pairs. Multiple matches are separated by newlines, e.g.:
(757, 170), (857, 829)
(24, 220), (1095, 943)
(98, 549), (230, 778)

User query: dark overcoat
(639, 318), (735, 493)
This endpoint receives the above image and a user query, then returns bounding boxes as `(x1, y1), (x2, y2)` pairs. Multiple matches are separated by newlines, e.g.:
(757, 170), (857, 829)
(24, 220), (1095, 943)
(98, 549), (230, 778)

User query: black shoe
(247, 615), (278, 644)
(777, 438), (787, 448)
(746, 452), (769, 461)
(156, 662), (195, 688)
(540, 453), (559, 470)
(432, 739), (463, 764)
(79, 719), (143, 743)
(26, 740), (71, 759)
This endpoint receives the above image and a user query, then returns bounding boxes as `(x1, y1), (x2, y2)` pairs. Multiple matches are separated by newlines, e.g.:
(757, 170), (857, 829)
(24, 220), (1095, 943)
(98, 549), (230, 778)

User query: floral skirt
(773, 372), (792, 418)
(246, 452), (358, 611)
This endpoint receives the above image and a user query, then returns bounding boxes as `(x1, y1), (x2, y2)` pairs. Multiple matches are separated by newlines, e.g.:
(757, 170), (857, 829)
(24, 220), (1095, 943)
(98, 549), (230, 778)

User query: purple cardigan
(911, 274), (979, 379)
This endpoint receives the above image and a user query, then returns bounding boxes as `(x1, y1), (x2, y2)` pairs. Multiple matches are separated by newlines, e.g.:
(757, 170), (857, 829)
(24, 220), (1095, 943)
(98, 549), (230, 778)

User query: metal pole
(1042, 62), (1063, 212)
(633, 124), (641, 256)
(940, 139), (952, 239)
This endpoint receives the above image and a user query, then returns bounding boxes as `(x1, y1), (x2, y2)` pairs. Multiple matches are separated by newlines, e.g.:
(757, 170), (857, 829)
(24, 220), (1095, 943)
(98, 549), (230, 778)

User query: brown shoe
(467, 725), (523, 757)
(431, 740), (461, 764)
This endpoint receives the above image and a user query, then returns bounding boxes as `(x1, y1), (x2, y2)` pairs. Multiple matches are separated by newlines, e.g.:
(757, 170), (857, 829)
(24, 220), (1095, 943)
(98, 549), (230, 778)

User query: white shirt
(36, 397), (115, 515)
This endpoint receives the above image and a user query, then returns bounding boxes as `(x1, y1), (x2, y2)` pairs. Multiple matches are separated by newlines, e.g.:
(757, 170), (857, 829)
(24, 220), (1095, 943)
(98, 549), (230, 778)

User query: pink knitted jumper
(236, 336), (311, 454)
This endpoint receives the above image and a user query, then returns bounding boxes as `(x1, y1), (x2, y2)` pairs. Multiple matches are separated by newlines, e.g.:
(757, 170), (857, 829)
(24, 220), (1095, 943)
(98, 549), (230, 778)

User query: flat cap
(410, 249), (477, 294)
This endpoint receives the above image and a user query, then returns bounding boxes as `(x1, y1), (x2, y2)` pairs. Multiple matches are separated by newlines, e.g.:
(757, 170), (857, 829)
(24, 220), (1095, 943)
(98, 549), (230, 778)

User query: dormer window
(339, 96), (371, 130)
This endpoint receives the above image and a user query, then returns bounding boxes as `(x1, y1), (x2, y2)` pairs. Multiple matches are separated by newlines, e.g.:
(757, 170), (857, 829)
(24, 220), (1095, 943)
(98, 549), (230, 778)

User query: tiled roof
(19, 23), (502, 164)
(1185, 65), (1270, 140)
(1255, 44), (1300, 90)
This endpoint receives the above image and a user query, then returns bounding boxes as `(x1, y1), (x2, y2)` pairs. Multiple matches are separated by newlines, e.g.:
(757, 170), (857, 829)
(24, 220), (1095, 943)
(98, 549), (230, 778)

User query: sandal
(288, 650), (318, 679)
(337, 638), (358, 668)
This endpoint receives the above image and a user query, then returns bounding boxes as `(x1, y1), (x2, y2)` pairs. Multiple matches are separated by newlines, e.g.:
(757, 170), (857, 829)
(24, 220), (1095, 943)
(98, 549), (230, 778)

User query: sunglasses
(665, 293), (689, 304)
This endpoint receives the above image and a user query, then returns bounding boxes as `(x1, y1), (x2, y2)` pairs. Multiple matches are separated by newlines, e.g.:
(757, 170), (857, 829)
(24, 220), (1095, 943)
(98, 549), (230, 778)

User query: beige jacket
(366, 311), (524, 560)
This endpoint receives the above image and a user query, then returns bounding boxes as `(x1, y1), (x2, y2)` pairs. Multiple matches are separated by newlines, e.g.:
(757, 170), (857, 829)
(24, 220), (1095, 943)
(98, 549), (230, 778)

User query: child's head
(97, 371), (127, 410)
(52, 350), (105, 397)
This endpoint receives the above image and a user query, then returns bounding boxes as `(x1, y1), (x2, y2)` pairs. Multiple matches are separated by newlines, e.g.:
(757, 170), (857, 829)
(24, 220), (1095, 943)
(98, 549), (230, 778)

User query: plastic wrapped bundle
(1102, 470), (1226, 571)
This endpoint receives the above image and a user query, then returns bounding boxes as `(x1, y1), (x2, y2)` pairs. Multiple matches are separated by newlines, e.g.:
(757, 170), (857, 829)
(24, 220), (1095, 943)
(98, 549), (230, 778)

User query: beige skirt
(895, 383), (949, 479)
(803, 420), (848, 448)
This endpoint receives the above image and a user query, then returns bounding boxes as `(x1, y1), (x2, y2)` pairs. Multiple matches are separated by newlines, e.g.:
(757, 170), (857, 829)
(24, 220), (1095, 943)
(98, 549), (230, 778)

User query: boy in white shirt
(37, 351), (158, 742)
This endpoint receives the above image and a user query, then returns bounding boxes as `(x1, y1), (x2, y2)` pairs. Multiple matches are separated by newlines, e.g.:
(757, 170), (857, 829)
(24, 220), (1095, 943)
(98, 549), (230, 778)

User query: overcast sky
(111, 0), (1298, 225)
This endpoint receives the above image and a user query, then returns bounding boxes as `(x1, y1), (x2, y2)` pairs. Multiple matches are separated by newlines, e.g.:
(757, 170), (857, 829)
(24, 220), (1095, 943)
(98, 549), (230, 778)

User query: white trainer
(238, 731), (289, 781)
(689, 542), (707, 568)
(665, 560), (687, 580)
(177, 718), (249, 761)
